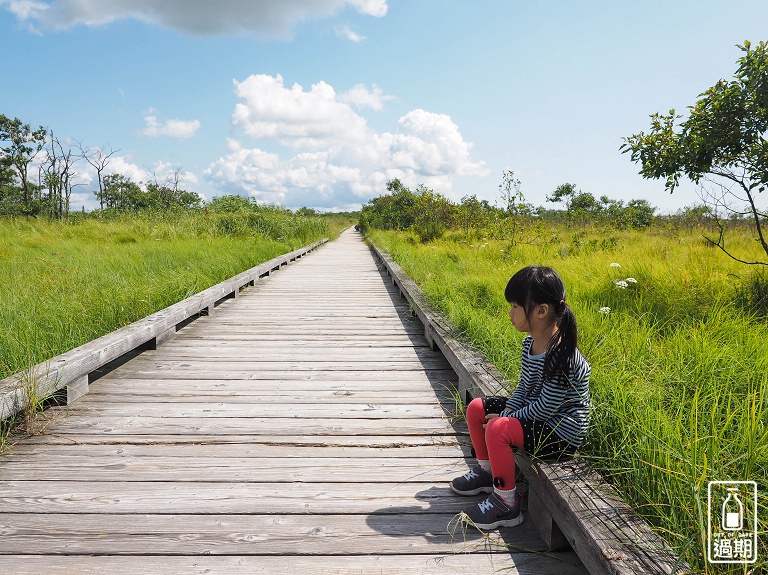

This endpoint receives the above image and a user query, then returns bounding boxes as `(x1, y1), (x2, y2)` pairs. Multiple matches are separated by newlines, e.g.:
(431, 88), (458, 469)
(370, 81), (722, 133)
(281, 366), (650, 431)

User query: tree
(412, 184), (453, 242)
(457, 194), (487, 237)
(78, 142), (118, 210)
(499, 170), (531, 216)
(0, 115), (47, 209)
(295, 206), (319, 217)
(547, 183), (578, 222)
(101, 173), (143, 211)
(145, 181), (201, 210)
(41, 132), (82, 220)
(621, 41), (768, 265)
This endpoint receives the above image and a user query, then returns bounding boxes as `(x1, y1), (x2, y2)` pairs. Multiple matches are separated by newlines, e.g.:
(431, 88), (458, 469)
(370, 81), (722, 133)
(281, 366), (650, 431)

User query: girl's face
(508, 301), (531, 332)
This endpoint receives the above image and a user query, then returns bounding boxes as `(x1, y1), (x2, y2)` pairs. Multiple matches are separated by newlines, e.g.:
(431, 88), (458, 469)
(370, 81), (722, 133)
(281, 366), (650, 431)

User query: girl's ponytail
(545, 302), (578, 382)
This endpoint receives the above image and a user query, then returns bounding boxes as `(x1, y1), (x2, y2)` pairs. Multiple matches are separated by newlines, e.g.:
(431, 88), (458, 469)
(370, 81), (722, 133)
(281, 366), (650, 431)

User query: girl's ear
(536, 303), (550, 318)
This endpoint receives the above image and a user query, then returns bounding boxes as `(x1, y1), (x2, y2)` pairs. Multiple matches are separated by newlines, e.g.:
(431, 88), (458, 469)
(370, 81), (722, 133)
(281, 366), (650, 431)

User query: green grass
(0, 211), (347, 380)
(368, 224), (767, 574)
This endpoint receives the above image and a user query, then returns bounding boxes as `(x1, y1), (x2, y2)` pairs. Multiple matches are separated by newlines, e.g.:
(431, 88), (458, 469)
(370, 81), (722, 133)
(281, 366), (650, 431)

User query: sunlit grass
(368, 224), (767, 573)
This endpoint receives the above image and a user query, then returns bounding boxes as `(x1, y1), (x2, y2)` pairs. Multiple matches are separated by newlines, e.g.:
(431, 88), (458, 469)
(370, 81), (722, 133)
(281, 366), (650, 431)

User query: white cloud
(2, 0), (388, 37)
(1, 0), (46, 20)
(106, 156), (153, 183)
(140, 113), (200, 139)
(335, 24), (365, 42)
(206, 74), (488, 210)
(340, 84), (394, 111)
(232, 74), (368, 148)
(348, 0), (387, 17)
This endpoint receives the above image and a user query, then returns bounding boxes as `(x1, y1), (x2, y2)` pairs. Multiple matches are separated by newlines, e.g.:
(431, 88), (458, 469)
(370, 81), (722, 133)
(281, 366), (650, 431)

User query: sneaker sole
(449, 483), (494, 496)
(471, 514), (524, 530)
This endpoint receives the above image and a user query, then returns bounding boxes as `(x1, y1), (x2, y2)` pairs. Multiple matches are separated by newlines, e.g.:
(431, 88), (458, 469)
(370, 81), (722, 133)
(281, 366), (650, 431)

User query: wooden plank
(149, 347), (445, 360)
(0, 513), (545, 555)
(0, 553), (587, 575)
(61, 402), (451, 419)
(6, 434), (466, 448)
(106, 359), (454, 371)
(171, 336), (430, 346)
(94, 370), (458, 382)
(94, 368), (460, 381)
(3, 443), (470, 459)
(0, 455), (470, 482)
(36, 414), (464, 436)
(0, 483), (479, 515)
(80, 389), (452, 405)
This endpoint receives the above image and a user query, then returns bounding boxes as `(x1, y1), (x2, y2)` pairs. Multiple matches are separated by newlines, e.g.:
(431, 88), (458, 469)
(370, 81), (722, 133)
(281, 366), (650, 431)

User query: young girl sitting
(450, 265), (591, 529)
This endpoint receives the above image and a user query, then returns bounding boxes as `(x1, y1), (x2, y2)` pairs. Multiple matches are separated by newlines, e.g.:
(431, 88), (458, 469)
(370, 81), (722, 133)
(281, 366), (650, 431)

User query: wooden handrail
(367, 239), (692, 575)
(0, 239), (327, 421)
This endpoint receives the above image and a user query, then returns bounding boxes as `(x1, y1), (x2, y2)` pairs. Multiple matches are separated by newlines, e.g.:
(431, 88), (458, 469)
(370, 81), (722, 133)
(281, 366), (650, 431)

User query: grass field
(368, 223), (767, 573)
(0, 211), (346, 382)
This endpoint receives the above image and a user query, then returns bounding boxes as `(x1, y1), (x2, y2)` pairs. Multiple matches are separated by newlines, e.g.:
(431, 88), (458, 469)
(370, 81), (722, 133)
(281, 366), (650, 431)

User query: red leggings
(466, 397), (524, 490)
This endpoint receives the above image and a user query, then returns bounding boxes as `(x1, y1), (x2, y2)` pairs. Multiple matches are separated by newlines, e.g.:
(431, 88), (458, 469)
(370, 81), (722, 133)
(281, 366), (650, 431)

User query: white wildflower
(610, 262), (621, 268)
(625, 277), (637, 284)
(615, 280), (629, 289)
(599, 307), (611, 315)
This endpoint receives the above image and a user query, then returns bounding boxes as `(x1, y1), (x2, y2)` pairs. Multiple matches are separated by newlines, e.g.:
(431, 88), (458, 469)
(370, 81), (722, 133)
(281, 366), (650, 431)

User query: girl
(450, 265), (591, 529)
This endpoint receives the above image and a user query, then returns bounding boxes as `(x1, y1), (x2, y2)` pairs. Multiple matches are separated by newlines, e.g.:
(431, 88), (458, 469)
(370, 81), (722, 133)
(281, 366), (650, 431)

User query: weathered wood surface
(0, 228), (585, 575)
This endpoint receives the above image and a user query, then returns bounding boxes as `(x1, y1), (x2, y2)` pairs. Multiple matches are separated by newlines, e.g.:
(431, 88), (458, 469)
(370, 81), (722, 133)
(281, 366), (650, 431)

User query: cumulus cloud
(1, 0), (388, 37)
(340, 84), (395, 111)
(140, 113), (200, 139)
(206, 74), (488, 209)
(232, 74), (368, 148)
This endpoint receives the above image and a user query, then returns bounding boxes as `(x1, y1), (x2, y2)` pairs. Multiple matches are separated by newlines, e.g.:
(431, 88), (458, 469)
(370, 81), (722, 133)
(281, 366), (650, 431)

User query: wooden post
(424, 324), (437, 351)
(66, 375), (88, 404)
(146, 326), (176, 350)
(527, 485), (569, 551)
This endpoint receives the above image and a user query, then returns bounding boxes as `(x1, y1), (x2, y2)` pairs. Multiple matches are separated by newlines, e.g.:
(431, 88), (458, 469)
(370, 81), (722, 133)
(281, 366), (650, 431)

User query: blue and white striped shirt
(501, 335), (591, 448)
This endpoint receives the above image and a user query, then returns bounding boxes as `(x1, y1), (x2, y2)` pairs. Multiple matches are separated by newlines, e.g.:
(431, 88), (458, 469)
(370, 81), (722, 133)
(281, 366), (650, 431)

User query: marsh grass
(369, 225), (767, 573)
(0, 211), (347, 445)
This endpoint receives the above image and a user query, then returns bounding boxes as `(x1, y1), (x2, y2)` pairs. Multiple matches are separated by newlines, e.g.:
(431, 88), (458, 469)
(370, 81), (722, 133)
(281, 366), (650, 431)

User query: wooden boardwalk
(1, 228), (585, 574)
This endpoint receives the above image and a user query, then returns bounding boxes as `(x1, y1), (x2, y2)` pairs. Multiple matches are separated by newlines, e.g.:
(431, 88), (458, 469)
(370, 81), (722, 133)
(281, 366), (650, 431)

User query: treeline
(358, 173), (671, 243)
(0, 114), (203, 219)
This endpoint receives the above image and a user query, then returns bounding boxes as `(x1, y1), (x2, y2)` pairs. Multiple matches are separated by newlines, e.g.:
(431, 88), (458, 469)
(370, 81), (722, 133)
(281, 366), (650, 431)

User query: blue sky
(1, 0), (767, 212)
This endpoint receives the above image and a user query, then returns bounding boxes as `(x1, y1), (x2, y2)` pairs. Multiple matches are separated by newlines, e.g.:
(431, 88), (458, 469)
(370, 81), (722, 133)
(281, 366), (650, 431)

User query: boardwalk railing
(0, 239), (327, 421)
(368, 240), (692, 575)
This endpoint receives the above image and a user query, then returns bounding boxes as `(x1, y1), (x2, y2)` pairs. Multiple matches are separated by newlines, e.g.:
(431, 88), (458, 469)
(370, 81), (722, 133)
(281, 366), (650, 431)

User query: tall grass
(0, 210), (346, 380)
(368, 225), (767, 573)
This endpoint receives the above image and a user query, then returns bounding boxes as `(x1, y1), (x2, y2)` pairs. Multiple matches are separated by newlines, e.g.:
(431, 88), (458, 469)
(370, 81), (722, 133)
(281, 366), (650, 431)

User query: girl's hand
(483, 413), (499, 428)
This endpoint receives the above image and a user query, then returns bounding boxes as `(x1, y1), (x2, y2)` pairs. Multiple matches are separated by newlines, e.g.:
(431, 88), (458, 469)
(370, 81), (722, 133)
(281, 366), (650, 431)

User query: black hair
(504, 265), (578, 381)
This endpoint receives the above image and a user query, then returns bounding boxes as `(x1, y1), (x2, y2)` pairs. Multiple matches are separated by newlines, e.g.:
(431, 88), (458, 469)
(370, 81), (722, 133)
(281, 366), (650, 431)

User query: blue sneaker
(464, 491), (523, 529)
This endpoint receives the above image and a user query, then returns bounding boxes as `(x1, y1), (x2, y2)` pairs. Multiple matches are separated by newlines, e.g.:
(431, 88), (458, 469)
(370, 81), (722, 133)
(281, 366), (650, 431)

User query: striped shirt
(501, 335), (591, 448)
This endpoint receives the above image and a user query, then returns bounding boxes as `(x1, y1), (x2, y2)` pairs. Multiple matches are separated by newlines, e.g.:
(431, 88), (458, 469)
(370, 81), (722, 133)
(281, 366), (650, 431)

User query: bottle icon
(721, 487), (743, 531)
